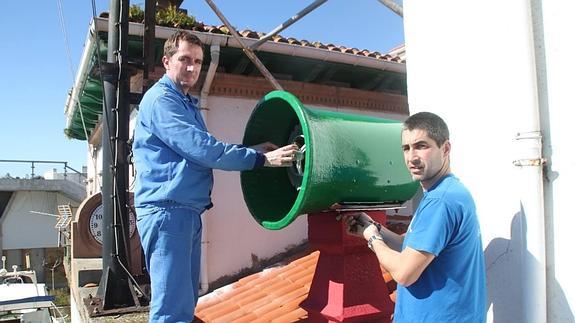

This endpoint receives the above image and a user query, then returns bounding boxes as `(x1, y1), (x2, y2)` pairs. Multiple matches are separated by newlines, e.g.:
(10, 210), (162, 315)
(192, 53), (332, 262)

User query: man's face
(401, 128), (450, 189)
(163, 40), (203, 94)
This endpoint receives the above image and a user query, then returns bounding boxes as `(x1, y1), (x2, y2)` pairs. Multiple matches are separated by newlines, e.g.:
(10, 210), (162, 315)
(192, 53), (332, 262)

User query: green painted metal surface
(241, 90), (419, 230)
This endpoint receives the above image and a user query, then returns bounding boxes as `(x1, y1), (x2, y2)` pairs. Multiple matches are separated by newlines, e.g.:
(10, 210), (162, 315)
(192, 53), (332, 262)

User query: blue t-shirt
(393, 174), (486, 323)
(133, 75), (264, 210)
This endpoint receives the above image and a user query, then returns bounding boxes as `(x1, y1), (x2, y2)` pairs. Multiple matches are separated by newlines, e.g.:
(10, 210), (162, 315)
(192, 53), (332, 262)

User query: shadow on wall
(484, 212), (574, 323)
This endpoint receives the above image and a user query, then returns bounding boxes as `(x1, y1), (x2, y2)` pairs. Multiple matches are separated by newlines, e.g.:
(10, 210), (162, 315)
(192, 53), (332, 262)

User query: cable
(90, 0), (107, 194)
(56, 0), (76, 81)
(56, 0), (98, 189)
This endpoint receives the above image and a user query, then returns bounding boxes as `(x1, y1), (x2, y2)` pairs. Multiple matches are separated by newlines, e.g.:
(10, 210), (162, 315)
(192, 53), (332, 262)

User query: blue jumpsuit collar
(159, 74), (199, 106)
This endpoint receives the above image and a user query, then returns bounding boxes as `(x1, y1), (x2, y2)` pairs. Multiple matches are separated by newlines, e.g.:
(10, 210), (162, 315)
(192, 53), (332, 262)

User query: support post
(85, 0), (143, 315)
(300, 211), (394, 322)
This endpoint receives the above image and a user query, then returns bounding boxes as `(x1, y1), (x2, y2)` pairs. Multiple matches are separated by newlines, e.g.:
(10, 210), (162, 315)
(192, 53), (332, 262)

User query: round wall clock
(88, 202), (136, 244)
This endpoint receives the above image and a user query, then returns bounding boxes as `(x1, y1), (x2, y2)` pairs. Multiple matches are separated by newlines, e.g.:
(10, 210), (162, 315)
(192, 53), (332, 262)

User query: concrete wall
(42, 167), (87, 185)
(1, 190), (77, 249)
(403, 0), (574, 321)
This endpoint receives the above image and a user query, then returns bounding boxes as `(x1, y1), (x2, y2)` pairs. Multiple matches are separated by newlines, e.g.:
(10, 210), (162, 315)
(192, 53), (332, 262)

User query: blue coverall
(133, 74), (264, 322)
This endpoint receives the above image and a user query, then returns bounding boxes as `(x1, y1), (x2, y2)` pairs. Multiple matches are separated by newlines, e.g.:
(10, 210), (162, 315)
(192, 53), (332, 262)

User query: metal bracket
(328, 202), (404, 212)
(512, 158), (547, 167)
(83, 293), (148, 317)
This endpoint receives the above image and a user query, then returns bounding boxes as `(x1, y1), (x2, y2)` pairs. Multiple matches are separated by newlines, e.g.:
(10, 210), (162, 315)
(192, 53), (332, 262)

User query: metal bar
(376, 0), (403, 18)
(0, 160), (86, 178)
(0, 159), (69, 164)
(143, 0), (156, 87)
(29, 211), (59, 217)
(204, 0), (284, 91)
(64, 165), (86, 177)
(249, 0), (328, 50)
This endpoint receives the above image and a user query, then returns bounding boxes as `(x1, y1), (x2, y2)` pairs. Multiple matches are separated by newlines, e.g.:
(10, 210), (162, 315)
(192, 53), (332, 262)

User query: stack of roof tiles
(194, 250), (399, 322)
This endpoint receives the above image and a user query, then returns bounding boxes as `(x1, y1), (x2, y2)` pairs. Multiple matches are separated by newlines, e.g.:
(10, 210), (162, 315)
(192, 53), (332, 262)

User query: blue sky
(0, 0), (404, 178)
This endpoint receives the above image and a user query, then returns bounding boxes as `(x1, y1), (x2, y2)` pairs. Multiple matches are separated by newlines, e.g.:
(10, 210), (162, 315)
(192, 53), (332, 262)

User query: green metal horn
(241, 90), (418, 230)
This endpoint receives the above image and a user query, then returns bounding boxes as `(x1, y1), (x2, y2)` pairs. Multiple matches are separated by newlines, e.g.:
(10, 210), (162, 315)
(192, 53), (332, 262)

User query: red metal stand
(300, 211), (394, 323)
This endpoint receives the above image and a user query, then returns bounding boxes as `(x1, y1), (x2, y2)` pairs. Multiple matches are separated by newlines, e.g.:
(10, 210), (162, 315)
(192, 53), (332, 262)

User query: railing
(0, 159), (86, 183)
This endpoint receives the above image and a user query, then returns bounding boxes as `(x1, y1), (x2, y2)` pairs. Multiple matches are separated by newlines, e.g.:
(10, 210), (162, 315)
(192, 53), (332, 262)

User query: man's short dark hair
(164, 30), (203, 58)
(403, 112), (450, 146)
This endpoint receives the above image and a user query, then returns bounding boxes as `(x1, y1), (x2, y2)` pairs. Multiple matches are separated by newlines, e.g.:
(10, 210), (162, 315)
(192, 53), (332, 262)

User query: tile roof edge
(93, 17), (407, 66)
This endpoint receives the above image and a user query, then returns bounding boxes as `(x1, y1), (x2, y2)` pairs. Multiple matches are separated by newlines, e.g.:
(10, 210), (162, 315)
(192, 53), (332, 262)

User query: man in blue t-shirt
(344, 112), (486, 322)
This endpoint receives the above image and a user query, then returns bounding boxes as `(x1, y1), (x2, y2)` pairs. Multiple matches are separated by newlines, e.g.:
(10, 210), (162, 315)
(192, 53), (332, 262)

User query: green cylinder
(241, 91), (418, 230)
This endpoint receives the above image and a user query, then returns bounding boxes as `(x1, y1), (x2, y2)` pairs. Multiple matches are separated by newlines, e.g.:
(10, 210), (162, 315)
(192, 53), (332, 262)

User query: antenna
(56, 205), (73, 247)
(29, 204), (74, 247)
(29, 210), (58, 217)
(56, 204), (73, 230)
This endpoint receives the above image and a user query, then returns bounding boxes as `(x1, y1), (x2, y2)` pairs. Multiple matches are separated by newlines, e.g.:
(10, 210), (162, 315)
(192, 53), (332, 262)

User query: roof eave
(65, 17), (406, 140)
(65, 20), (98, 134)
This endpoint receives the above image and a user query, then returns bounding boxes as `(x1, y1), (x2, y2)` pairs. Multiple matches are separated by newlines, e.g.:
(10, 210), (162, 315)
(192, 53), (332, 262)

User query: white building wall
(85, 147), (103, 196)
(404, 0), (574, 322)
(201, 96), (307, 280)
(1, 191), (74, 249)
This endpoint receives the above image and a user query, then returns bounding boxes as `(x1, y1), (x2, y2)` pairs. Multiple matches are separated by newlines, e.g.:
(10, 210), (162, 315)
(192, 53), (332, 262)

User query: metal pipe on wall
(512, 1), (548, 320)
(198, 44), (221, 296)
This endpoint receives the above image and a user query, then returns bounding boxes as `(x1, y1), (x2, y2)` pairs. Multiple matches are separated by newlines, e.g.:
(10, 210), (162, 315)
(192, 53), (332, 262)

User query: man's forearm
(368, 221), (404, 252)
(378, 225), (404, 252)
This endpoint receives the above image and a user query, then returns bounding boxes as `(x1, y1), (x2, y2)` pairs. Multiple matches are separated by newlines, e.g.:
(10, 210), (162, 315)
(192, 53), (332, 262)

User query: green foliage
(219, 26), (230, 34)
(50, 288), (70, 306)
(129, 5), (144, 22)
(156, 5), (196, 29)
(128, 4), (196, 29)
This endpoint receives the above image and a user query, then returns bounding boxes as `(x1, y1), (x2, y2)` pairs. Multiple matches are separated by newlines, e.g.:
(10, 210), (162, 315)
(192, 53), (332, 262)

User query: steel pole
(204, 0), (284, 91)
(96, 0), (137, 310)
(376, 0), (403, 17)
(248, 0), (328, 50)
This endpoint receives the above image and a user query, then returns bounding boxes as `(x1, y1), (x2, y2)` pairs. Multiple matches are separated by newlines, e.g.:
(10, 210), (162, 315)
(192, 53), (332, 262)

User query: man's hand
(342, 212), (380, 240)
(250, 142), (279, 153)
(263, 144), (298, 167)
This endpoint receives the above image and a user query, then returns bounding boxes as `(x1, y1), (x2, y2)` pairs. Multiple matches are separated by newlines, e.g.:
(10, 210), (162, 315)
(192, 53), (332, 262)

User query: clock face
(88, 204), (136, 245)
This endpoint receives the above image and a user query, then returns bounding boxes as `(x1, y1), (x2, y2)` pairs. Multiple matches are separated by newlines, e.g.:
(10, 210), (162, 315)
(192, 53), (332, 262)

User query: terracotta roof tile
(251, 300), (289, 317)
(286, 37), (301, 45)
(195, 249), (400, 322)
(270, 307), (308, 322)
(258, 279), (294, 295)
(121, 11), (406, 64)
(293, 272), (314, 286)
(229, 313), (258, 323)
(199, 302), (241, 322)
(239, 30), (259, 38)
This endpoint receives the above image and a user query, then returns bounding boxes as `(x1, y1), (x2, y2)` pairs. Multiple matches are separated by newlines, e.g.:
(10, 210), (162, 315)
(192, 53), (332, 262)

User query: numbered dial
(88, 204), (136, 245)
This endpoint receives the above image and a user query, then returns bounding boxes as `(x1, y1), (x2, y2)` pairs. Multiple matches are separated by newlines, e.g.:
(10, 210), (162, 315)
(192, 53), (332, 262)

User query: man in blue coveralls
(133, 30), (298, 322)
(344, 112), (486, 322)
